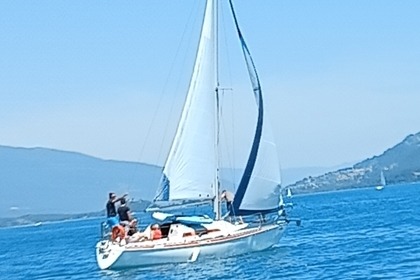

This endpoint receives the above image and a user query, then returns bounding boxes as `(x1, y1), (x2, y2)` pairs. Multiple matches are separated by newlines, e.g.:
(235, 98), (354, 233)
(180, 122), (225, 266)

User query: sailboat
(375, 170), (386, 191)
(287, 188), (292, 198)
(96, 0), (291, 269)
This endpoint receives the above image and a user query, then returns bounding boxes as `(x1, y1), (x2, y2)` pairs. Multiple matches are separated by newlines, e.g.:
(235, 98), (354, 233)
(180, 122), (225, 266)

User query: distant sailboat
(286, 188), (292, 198)
(375, 171), (386, 191)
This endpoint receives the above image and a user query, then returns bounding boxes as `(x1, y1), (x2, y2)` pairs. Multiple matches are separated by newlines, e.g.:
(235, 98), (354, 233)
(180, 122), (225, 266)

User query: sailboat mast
(213, 0), (222, 221)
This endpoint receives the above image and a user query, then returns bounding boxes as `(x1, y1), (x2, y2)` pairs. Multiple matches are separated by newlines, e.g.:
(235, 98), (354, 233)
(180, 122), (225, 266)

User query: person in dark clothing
(117, 197), (132, 224)
(126, 219), (148, 242)
(127, 219), (138, 237)
(106, 192), (127, 228)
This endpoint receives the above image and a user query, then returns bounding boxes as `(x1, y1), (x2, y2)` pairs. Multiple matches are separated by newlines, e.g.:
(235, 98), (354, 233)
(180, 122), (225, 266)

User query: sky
(1, 0), (419, 169)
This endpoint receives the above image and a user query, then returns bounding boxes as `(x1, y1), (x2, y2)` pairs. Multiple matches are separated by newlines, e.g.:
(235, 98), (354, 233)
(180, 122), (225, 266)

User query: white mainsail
(155, 0), (217, 202)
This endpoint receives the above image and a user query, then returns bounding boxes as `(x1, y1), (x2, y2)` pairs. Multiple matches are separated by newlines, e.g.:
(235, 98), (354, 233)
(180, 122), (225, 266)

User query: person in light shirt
(220, 190), (234, 215)
(220, 190), (243, 223)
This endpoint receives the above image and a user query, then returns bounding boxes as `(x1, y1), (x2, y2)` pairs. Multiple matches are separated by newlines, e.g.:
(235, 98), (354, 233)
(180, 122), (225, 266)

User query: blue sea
(1, 183), (419, 280)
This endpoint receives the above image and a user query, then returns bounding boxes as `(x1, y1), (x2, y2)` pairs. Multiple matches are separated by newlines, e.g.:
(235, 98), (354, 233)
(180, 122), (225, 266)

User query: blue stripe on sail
(232, 94), (263, 216)
(154, 174), (170, 201)
(228, 0), (265, 216)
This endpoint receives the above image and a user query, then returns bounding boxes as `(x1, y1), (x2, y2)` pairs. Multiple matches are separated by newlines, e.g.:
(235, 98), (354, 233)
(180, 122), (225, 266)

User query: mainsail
(154, 0), (217, 203)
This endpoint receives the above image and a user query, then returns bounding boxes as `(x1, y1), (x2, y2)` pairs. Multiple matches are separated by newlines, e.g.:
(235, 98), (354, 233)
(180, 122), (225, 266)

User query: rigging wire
(155, 2), (205, 167)
(137, 1), (203, 169)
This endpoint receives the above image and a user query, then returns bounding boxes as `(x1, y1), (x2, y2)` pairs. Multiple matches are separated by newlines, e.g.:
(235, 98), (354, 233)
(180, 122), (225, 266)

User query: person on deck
(127, 219), (139, 237)
(220, 190), (234, 215)
(117, 197), (132, 226)
(150, 224), (162, 240)
(220, 190), (243, 223)
(106, 192), (127, 228)
(126, 219), (148, 242)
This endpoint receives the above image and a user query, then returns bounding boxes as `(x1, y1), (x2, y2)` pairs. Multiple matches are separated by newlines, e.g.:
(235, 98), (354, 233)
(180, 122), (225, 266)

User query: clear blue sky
(1, 0), (419, 168)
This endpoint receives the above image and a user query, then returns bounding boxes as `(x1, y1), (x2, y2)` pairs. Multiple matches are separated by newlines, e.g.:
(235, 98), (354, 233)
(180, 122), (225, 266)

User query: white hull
(375, 185), (384, 191)
(96, 222), (286, 269)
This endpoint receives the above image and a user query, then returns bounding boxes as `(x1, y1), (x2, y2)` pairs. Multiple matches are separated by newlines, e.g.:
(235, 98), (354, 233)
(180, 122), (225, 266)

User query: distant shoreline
(2, 183), (419, 228)
(0, 199), (151, 228)
(0, 212), (104, 229)
(0, 215), (105, 230)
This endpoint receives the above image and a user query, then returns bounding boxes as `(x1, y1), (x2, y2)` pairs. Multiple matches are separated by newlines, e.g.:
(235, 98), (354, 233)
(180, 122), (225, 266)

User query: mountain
(1, 144), (344, 217)
(0, 146), (161, 217)
(287, 132), (420, 193)
(3, 131), (419, 217)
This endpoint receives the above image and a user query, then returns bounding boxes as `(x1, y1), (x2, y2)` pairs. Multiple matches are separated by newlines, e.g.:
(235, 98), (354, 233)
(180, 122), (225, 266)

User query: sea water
(1, 183), (419, 279)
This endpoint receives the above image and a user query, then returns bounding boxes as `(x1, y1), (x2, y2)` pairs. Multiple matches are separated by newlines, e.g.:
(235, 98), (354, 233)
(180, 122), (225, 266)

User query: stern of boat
(96, 240), (124, 270)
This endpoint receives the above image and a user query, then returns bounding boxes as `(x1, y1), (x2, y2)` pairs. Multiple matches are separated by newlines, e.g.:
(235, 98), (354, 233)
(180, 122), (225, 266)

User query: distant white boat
(375, 171), (386, 191)
(34, 222), (42, 227)
(375, 185), (384, 191)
